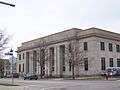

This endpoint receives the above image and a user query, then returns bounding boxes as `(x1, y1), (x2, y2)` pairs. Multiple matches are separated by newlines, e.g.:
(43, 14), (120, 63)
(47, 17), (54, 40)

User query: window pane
(109, 58), (113, 67)
(101, 57), (106, 70)
(19, 54), (21, 60)
(116, 45), (120, 52)
(52, 67), (54, 71)
(23, 53), (24, 59)
(117, 59), (120, 67)
(19, 64), (21, 72)
(63, 66), (65, 71)
(84, 58), (88, 71)
(84, 42), (88, 51)
(23, 63), (24, 72)
(109, 43), (113, 51)
(100, 42), (105, 50)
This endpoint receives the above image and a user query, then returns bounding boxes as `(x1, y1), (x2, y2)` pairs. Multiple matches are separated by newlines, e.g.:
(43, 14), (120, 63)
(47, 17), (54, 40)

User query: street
(0, 78), (120, 90)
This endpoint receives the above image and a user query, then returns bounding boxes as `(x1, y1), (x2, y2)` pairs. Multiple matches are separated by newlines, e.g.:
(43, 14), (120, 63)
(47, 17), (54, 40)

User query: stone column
(56, 45), (61, 77)
(29, 51), (33, 75)
(54, 46), (57, 76)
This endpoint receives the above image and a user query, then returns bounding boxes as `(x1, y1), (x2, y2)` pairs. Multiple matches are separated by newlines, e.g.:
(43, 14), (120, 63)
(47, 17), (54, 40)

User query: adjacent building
(17, 27), (120, 77)
(4, 57), (17, 77)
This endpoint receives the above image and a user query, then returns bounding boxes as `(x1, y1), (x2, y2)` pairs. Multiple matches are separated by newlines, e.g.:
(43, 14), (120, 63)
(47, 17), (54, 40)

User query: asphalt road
(0, 78), (120, 90)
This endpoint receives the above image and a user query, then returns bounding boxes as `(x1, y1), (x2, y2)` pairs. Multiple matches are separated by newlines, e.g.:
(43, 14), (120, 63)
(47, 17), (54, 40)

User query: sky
(0, 0), (120, 53)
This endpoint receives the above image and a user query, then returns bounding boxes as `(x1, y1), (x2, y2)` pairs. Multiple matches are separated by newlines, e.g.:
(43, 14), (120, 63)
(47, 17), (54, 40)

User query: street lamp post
(10, 49), (14, 85)
(5, 49), (14, 85)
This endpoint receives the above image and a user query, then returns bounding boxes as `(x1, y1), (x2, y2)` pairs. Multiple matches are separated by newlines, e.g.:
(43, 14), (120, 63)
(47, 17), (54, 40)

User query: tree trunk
(72, 65), (75, 79)
(40, 66), (43, 79)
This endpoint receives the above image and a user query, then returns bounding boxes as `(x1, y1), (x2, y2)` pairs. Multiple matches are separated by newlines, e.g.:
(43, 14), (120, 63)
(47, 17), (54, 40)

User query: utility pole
(0, 1), (15, 7)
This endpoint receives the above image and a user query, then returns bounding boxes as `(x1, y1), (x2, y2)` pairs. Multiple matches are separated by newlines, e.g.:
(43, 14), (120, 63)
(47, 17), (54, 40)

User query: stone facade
(17, 27), (120, 77)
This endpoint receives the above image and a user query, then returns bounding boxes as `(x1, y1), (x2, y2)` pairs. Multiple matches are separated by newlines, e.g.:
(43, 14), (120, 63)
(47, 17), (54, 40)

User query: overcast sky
(0, 0), (120, 52)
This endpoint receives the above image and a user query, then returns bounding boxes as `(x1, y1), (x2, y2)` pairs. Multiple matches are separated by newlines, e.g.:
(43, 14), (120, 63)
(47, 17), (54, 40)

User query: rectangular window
(19, 54), (21, 60)
(63, 66), (65, 71)
(23, 53), (24, 59)
(101, 57), (106, 70)
(117, 59), (120, 67)
(109, 58), (113, 67)
(109, 43), (113, 52)
(116, 45), (120, 52)
(69, 62), (72, 71)
(100, 42), (105, 50)
(84, 42), (88, 51)
(84, 58), (88, 71)
(52, 67), (54, 71)
(23, 63), (24, 72)
(19, 64), (21, 72)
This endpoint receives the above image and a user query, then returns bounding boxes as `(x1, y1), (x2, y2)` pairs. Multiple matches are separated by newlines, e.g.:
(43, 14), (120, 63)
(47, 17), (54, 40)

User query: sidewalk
(0, 85), (23, 90)
(0, 85), (46, 90)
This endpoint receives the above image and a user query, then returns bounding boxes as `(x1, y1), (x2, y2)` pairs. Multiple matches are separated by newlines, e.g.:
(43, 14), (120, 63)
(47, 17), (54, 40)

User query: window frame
(116, 45), (120, 52)
(19, 54), (21, 60)
(117, 59), (120, 67)
(109, 58), (113, 67)
(101, 57), (106, 70)
(19, 64), (21, 72)
(109, 43), (113, 52)
(100, 42), (105, 51)
(84, 58), (88, 71)
(84, 42), (88, 51)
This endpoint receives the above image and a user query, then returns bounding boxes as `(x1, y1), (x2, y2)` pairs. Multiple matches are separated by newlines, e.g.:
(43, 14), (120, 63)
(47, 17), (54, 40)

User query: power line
(0, 1), (15, 7)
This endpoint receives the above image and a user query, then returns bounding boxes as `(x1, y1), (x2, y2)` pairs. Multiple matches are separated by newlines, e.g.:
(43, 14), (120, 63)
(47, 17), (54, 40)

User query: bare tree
(0, 30), (9, 77)
(66, 39), (86, 79)
(49, 47), (55, 77)
(0, 59), (4, 77)
(36, 40), (56, 78)
(33, 40), (49, 78)
(0, 31), (9, 52)
(33, 37), (86, 79)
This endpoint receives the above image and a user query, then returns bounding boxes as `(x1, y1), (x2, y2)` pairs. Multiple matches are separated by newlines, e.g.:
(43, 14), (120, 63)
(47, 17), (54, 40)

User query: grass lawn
(63, 75), (120, 81)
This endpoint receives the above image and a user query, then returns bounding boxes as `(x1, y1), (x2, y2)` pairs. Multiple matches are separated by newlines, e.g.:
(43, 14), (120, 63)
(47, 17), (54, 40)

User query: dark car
(24, 74), (38, 80)
(13, 73), (19, 78)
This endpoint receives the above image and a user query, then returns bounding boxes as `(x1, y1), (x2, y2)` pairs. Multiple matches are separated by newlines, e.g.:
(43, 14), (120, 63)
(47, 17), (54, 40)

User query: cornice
(17, 28), (120, 53)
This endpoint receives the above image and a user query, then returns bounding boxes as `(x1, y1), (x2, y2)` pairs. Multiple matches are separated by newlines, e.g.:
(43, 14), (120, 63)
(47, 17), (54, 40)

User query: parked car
(4, 73), (19, 78)
(24, 74), (38, 80)
(5, 74), (11, 78)
(102, 67), (120, 76)
(13, 73), (19, 78)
